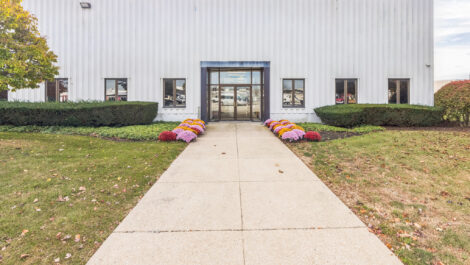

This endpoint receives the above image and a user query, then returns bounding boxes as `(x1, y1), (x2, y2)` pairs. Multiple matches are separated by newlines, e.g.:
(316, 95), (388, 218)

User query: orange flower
(292, 125), (305, 131)
(278, 128), (292, 137)
(184, 127), (199, 135)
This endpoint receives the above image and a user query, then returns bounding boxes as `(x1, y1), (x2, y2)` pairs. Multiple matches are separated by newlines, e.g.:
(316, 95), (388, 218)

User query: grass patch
(288, 130), (470, 265)
(0, 132), (186, 264)
(0, 122), (179, 141)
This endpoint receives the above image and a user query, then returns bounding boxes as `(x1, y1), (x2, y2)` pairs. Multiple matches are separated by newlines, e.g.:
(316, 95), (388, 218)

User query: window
(0, 90), (7, 101)
(282, 79), (304, 108)
(163, 79), (186, 107)
(335, 79), (357, 104)
(105, 79), (127, 101)
(389, 79), (409, 104)
(46, 78), (69, 102)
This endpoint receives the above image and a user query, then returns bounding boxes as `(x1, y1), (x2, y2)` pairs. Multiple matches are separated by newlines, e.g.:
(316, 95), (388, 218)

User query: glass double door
(218, 85), (257, 121)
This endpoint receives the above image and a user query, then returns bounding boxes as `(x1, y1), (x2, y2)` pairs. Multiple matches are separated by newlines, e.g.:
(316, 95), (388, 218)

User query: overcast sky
(435, 0), (470, 80)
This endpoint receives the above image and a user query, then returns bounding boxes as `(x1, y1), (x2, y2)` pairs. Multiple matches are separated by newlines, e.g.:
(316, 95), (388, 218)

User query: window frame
(45, 78), (69, 102)
(163, 78), (186, 108)
(388, 79), (410, 104)
(282, 78), (305, 108)
(104, 78), (128, 102)
(335, 79), (358, 105)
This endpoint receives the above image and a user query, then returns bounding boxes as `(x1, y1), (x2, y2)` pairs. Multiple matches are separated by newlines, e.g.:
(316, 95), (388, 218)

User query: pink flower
(190, 125), (204, 133)
(269, 122), (280, 130)
(281, 131), (300, 142)
(273, 126), (286, 134)
(281, 121), (290, 125)
(195, 121), (205, 128)
(179, 123), (191, 128)
(176, 130), (197, 143)
(286, 124), (295, 129)
(172, 128), (184, 135)
(291, 129), (305, 138)
(264, 119), (274, 126)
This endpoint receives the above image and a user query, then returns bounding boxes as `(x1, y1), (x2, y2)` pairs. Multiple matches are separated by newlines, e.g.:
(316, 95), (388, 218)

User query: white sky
(435, 0), (470, 80)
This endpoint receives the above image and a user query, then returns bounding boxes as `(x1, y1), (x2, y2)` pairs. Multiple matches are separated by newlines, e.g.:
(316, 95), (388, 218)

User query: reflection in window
(105, 79), (127, 101)
(163, 79), (186, 107)
(46, 78), (69, 102)
(0, 90), (8, 101)
(283, 79), (304, 108)
(220, 71), (251, 84)
(335, 79), (357, 104)
(389, 79), (409, 104)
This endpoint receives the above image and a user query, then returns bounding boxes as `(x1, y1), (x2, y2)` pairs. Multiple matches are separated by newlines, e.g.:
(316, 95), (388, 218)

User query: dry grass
(288, 130), (470, 265)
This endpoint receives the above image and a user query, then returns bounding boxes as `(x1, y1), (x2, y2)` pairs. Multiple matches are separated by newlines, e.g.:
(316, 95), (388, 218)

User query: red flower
(158, 131), (177, 141)
(305, 131), (322, 142)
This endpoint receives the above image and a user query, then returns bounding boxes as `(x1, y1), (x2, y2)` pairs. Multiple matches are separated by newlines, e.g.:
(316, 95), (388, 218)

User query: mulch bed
(317, 131), (364, 141)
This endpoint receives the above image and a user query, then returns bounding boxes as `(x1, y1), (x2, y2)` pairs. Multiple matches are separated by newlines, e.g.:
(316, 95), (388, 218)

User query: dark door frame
(200, 61), (270, 123)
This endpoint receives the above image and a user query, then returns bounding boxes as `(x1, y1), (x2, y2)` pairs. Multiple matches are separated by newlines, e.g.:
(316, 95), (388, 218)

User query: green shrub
(435, 80), (470, 126)
(0, 123), (179, 141)
(0, 101), (158, 126)
(314, 104), (443, 127)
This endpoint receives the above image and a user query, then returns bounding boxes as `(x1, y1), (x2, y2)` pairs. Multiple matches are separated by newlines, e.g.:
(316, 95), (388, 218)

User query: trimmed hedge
(314, 104), (443, 127)
(0, 101), (158, 126)
(435, 80), (470, 126)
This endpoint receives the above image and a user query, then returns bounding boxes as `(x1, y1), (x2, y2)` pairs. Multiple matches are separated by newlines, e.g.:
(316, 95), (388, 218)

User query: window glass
(175, 79), (186, 107)
(164, 79), (186, 107)
(294, 80), (304, 106)
(220, 71), (251, 84)
(105, 79), (127, 101)
(117, 80), (127, 101)
(58, 79), (68, 102)
(164, 79), (174, 107)
(335, 80), (345, 104)
(388, 79), (409, 104)
(105, 80), (116, 101)
(252, 71), (261, 84)
(252, 85), (262, 121)
(336, 79), (357, 104)
(347, 80), (357, 104)
(210, 72), (219, 84)
(283, 79), (304, 107)
(46, 80), (57, 102)
(388, 80), (397, 104)
(0, 90), (8, 101)
(400, 80), (409, 104)
(210, 85), (219, 120)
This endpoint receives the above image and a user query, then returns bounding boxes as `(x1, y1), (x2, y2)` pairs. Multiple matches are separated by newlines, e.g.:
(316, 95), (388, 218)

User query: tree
(0, 0), (58, 92)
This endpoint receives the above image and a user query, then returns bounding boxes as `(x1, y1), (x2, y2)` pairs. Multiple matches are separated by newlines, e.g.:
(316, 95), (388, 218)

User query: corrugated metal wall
(11, 0), (434, 122)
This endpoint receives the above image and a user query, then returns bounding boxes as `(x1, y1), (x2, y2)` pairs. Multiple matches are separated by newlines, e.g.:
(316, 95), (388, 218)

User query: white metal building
(8, 0), (434, 122)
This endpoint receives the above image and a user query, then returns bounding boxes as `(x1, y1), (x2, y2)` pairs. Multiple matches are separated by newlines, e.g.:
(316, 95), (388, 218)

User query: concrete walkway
(88, 122), (402, 265)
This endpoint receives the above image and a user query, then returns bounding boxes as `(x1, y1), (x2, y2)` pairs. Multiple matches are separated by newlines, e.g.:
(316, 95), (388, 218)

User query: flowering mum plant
(278, 128), (292, 136)
(176, 130), (197, 143)
(273, 125), (286, 134)
(264, 119), (274, 127)
(292, 125), (305, 131)
(291, 129), (305, 138)
(305, 131), (322, 142)
(286, 124), (295, 129)
(158, 131), (177, 141)
(281, 120), (290, 125)
(194, 121), (205, 128)
(179, 123), (191, 128)
(269, 121), (280, 130)
(189, 125), (203, 135)
(282, 130), (300, 142)
(172, 128), (184, 135)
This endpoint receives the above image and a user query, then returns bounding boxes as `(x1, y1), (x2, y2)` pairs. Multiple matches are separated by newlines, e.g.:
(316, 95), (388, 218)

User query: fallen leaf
(65, 253), (71, 259)
(278, 170), (284, 174)
(79, 186), (86, 191)
(21, 229), (29, 236)
(20, 254), (30, 259)
(74, 234), (81, 242)
(54, 257), (60, 263)
(33, 198), (39, 203)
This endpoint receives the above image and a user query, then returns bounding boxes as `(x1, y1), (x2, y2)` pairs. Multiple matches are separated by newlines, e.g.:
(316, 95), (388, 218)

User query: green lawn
(0, 122), (180, 141)
(288, 129), (470, 265)
(0, 132), (185, 264)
